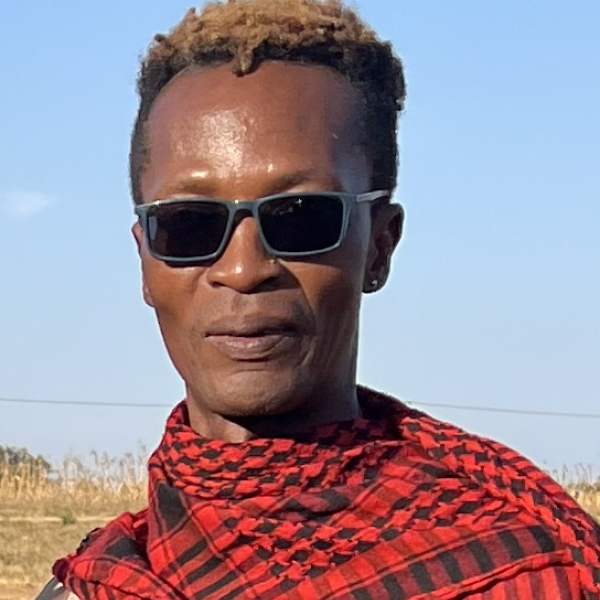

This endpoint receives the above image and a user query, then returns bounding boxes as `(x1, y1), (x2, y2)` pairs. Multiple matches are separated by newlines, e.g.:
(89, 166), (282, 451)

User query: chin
(196, 369), (310, 418)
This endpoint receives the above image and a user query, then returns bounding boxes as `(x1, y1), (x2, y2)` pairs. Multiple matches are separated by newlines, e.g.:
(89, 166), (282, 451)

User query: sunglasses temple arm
(356, 190), (390, 204)
(133, 207), (145, 227)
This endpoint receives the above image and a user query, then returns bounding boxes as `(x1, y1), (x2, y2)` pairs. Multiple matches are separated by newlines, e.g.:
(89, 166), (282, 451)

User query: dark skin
(133, 62), (403, 442)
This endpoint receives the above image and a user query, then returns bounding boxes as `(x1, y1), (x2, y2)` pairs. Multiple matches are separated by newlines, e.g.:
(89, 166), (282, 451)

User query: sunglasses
(134, 190), (389, 263)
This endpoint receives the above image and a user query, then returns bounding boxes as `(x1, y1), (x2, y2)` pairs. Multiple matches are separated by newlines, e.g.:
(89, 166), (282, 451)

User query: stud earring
(366, 279), (378, 292)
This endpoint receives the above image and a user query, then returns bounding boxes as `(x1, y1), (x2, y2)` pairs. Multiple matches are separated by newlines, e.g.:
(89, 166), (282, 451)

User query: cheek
(142, 255), (203, 324)
(300, 260), (361, 314)
(289, 209), (370, 332)
(141, 258), (208, 381)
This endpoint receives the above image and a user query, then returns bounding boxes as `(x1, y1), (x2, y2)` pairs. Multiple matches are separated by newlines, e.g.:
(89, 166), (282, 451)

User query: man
(37, 0), (600, 598)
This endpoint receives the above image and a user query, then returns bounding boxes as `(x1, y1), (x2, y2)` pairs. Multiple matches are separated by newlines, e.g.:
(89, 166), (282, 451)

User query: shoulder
(33, 579), (79, 600)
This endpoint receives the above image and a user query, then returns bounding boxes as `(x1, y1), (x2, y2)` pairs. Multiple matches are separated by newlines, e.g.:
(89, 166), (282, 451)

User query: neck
(186, 383), (361, 443)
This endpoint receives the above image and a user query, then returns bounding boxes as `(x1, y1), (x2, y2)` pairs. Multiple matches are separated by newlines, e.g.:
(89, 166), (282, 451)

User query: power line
(1, 395), (600, 419)
(0, 397), (169, 409)
(404, 400), (600, 420)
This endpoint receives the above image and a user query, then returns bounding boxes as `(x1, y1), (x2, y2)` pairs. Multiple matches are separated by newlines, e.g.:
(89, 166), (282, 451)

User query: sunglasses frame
(134, 190), (390, 264)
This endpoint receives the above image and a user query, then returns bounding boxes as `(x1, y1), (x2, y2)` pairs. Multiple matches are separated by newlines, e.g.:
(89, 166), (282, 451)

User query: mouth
(205, 319), (300, 361)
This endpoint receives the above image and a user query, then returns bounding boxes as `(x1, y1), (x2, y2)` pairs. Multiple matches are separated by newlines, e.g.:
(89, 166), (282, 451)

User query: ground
(0, 517), (109, 600)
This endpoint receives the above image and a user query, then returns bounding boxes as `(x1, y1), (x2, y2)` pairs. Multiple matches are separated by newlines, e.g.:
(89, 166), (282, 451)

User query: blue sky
(1, 1), (598, 473)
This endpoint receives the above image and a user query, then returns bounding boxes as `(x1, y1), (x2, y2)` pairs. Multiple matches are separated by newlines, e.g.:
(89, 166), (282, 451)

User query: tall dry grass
(548, 464), (600, 520)
(1, 450), (600, 521)
(0, 449), (148, 519)
(0, 451), (148, 599)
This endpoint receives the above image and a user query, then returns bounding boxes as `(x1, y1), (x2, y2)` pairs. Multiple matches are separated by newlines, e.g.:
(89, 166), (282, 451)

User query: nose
(205, 215), (282, 293)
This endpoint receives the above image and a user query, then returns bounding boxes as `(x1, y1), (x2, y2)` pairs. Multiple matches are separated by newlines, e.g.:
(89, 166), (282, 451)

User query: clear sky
(1, 1), (598, 473)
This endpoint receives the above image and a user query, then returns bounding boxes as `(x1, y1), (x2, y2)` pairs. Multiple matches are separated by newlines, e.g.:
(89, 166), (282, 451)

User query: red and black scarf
(54, 388), (600, 599)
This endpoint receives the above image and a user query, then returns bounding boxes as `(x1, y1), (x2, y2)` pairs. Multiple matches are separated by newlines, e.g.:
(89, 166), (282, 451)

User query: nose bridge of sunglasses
(223, 201), (270, 254)
(230, 199), (258, 226)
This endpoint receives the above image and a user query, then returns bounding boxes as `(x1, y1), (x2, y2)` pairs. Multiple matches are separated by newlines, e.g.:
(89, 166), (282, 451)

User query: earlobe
(142, 282), (155, 308)
(363, 203), (404, 293)
(132, 222), (155, 308)
(132, 222), (143, 255)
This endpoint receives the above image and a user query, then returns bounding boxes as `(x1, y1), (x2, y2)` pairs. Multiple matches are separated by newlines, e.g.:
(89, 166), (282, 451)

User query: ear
(132, 222), (155, 308)
(363, 203), (404, 293)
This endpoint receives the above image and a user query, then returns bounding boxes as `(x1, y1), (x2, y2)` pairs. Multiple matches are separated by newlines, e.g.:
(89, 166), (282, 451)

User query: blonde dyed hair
(130, 0), (406, 203)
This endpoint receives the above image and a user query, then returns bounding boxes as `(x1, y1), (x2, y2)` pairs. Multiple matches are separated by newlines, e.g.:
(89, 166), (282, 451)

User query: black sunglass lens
(259, 195), (344, 254)
(146, 203), (229, 259)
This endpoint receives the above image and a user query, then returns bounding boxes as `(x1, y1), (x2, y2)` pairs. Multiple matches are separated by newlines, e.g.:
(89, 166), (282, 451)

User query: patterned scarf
(54, 388), (600, 599)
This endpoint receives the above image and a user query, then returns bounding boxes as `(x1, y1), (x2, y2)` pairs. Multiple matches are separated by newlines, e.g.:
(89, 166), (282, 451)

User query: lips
(205, 316), (300, 361)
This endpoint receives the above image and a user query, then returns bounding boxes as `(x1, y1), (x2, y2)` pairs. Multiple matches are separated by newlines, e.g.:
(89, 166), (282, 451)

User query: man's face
(134, 62), (401, 427)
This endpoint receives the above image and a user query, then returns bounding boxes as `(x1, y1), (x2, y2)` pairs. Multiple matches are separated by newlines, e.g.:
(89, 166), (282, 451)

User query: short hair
(129, 0), (406, 204)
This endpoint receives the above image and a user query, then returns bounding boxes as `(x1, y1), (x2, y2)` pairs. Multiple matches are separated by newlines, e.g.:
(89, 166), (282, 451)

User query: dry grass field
(0, 452), (146, 600)
(1, 453), (600, 600)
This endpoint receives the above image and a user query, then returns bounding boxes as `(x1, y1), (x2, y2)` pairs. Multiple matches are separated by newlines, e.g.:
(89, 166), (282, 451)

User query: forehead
(141, 62), (369, 200)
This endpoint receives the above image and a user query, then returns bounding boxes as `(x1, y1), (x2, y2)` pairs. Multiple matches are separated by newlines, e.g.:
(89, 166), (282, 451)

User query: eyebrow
(261, 171), (344, 196)
(164, 175), (219, 199)
(166, 169), (344, 199)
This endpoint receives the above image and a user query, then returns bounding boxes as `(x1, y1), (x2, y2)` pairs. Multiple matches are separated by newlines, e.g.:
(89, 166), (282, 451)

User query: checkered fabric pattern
(52, 388), (600, 599)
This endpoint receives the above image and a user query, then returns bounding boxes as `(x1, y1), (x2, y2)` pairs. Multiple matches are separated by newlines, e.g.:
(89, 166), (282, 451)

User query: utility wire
(0, 397), (169, 409)
(1, 395), (600, 419)
(403, 400), (600, 420)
